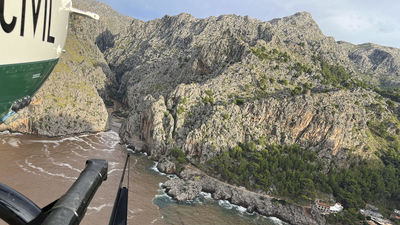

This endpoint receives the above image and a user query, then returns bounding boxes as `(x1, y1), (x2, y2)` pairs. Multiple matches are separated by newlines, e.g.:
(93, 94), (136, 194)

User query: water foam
(17, 161), (40, 176)
(150, 162), (166, 175)
(218, 200), (234, 209)
(97, 131), (119, 146)
(29, 136), (78, 146)
(200, 192), (212, 199)
(7, 138), (21, 148)
(166, 174), (178, 179)
(109, 162), (120, 167)
(128, 208), (144, 214)
(78, 132), (118, 152)
(154, 183), (173, 200)
(87, 203), (113, 212)
(154, 192), (174, 200)
(127, 209), (144, 219)
(49, 159), (81, 173)
(218, 200), (249, 214)
(71, 150), (85, 157)
(74, 145), (89, 152)
(0, 131), (22, 136)
(25, 158), (77, 180)
(108, 168), (123, 175)
(76, 137), (96, 150)
(268, 217), (287, 225)
(236, 205), (247, 213)
(77, 133), (91, 138)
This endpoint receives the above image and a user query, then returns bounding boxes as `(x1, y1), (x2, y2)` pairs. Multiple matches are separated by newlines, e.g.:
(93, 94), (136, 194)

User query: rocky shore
(159, 164), (326, 225)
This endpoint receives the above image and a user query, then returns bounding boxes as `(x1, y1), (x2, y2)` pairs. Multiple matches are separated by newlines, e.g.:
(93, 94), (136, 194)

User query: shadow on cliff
(96, 29), (115, 54)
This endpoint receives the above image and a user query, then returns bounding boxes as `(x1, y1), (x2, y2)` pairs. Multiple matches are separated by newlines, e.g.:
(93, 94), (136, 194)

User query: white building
(329, 203), (344, 212)
(314, 200), (343, 214)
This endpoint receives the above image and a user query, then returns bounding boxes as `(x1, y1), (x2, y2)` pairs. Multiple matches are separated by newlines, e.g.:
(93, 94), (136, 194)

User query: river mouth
(0, 117), (283, 225)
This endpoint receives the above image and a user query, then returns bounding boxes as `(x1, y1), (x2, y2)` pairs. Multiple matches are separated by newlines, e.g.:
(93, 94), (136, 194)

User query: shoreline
(159, 164), (327, 225)
(150, 161), (290, 225)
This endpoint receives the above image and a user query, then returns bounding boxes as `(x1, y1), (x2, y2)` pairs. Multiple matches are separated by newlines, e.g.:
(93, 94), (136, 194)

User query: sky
(98, 0), (400, 48)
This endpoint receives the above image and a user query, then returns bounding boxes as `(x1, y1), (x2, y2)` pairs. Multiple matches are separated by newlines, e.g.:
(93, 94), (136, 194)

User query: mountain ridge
(100, 9), (400, 163)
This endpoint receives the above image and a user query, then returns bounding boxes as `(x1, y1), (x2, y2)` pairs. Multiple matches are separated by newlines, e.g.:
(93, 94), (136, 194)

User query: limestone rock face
(99, 10), (399, 165)
(157, 157), (176, 174)
(162, 178), (202, 201)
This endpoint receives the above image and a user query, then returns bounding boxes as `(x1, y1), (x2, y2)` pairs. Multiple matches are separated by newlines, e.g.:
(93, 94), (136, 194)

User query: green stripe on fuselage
(0, 58), (58, 119)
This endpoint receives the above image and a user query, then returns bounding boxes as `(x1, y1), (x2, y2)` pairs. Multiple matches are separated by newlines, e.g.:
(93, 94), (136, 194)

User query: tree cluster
(205, 142), (400, 224)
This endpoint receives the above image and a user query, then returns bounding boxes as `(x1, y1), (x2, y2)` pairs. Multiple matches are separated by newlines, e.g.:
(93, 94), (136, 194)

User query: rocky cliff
(100, 12), (400, 166)
(0, 0), (132, 136)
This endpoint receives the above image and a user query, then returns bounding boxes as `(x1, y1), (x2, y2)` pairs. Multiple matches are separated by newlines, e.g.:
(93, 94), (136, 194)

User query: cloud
(315, 6), (400, 47)
(324, 13), (369, 32)
(271, 0), (400, 48)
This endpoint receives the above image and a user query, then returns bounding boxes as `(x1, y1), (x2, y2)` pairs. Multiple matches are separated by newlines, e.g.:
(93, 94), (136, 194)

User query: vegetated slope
(99, 10), (400, 223)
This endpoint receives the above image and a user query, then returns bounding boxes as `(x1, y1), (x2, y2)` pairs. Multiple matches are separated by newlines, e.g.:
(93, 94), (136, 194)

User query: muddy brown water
(0, 118), (282, 225)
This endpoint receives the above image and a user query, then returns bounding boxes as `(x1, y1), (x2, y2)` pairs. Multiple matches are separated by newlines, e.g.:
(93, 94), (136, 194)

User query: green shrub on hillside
(177, 105), (185, 115)
(251, 47), (291, 63)
(292, 62), (312, 75)
(169, 148), (188, 173)
(320, 60), (351, 86)
(251, 46), (271, 60)
(375, 88), (400, 103)
(312, 57), (369, 91)
(202, 89), (215, 105)
(269, 78), (275, 83)
(233, 96), (245, 106)
(278, 79), (288, 86)
(291, 86), (303, 95)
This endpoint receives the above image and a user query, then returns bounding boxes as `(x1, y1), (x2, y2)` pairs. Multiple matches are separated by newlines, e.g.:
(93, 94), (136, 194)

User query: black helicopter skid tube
(39, 159), (108, 225)
(0, 159), (108, 225)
